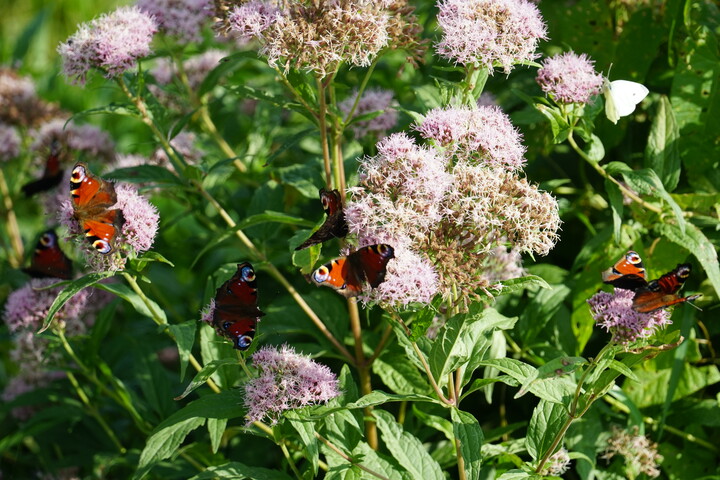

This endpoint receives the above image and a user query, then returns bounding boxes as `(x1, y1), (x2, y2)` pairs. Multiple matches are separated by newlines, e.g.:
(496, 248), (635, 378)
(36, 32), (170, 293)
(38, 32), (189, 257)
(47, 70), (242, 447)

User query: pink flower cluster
(30, 118), (115, 163)
(0, 68), (59, 127)
(587, 289), (671, 345)
(58, 6), (158, 84)
(137, 0), (213, 44)
(0, 123), (20, 161)
(339, 88), (398, 140)
(243, 345), (340, 425)
(227, 0), (280, 41)
(435, 0), (547, 73)
(536, 51), (604, 104)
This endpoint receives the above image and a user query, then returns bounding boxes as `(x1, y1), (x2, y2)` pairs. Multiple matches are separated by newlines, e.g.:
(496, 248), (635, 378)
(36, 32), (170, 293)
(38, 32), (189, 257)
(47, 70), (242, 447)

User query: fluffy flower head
(227, 0), (281, 40)
(137, 0), (213, 44)
(538, 448), (571, 477)
(602, 425), (663, 478)
(244, 345), (340, 425)
(0, 123), (21, 161)
(58, 6), (158, 84)
(587, 289), (671, 344)
(339, 88), (398, 140)
(435, 0), (547, 73)
(30, 119), (115, 165)
(536, 51), (604, 104)
(0, 69), (59, 127)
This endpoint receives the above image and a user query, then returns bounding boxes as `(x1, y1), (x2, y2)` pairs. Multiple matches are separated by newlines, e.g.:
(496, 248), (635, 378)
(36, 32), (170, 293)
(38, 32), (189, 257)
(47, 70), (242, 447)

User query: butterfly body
(23, 230), (72, 280)
(604, 79), (649, 124)
(601, 250), (647, 290)
(295, 188), (348, 250)
(632, 263), (701, 313)
(70, 163), (124, 254)
(22, 139), (63, 196)
(212, 262), (264, 350)
(311, 244), (394, 298)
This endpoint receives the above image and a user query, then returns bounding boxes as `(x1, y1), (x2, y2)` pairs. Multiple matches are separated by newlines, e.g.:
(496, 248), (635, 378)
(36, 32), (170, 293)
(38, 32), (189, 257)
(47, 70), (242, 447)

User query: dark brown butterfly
(70, 163), (124, 254)
(295, 188), (348, 250)
(601, 250), (647, 290)
(632, 263), (701, 313)
(211, 262), (265, 350)
(311, 244), (394, 298)
(22, 139), (63, 196)
(23, 230), (73, 280)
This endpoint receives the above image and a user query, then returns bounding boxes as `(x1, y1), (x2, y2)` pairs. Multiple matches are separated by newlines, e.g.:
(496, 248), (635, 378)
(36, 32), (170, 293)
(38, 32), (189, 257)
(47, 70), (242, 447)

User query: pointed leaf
(645, 95), (681, 191)
(174, 358), (238, 400)
(168, 321), (197, 381)
(451, 409), (483, 480)
(95, 281), (167, 324)
(39, 272), (114, 333)
(526, 400), (568, 461)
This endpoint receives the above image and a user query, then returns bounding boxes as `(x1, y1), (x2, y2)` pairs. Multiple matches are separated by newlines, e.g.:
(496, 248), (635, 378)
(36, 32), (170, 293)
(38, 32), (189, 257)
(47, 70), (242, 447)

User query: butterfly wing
(212, 262), (264, 350)
(604, 80), (649, 123)
(295, 189), (348, 250)
(70, 163), (124, 254)
(22, 140), (63, 196)
(311, 244), (394, 297)
(601, 250), (648, 290)
(632, 263), (701, 313)
(23, 230), (73, 280)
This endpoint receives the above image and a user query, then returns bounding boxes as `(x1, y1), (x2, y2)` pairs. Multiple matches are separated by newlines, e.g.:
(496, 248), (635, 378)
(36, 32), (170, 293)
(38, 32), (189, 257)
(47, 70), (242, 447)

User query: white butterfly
(603, 79), (649, 124)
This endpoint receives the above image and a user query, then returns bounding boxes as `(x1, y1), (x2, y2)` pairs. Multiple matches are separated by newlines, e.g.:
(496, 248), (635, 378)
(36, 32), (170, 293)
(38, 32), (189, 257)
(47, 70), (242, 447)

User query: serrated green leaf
(516, 357), (585, 399)
(344, 391), (437, 410)
(645, 95), (681, 191)
(374, 410), (444, 480)
(189, 462), (294, 480)
(526, 400), (567, 462)
(351, 442), (410, 480)
(413, 407), (455, 441)
(497, 469), (533, 479)
(39, 272), (115, 333)
(476, 358), (575, 404)
(452, 409), (483, 480)
(95, 281), (167, 324)
(583, 134), (605, 162)
(287, 411), (319, 475)
(168, 321), (197, 381)
(174, 358), (237, 400)
(207, 417), (227, 454)
(373, 353), (432, 395)
(134, 416), (205, 479)
(619, 168), (685, 233)
(607, 359), (638, 382)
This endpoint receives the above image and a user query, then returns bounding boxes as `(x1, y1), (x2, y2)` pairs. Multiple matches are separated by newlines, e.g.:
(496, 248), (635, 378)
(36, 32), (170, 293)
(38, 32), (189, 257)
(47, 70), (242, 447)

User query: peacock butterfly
(70, 163), (124, 254)
(601, 250), (647, 290)
(23, 230), (73, 280)
(22, 139), (63, 196)
(295, 188), (349, 250)
(311, 244), (394, 298)
(211, 262), (265, 350)
(632, 263), (701, 313)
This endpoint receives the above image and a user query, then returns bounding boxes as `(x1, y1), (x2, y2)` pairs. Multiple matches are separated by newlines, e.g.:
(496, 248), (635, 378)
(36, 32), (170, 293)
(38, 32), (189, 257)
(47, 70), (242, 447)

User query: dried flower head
(3, 278), (90, 334)
(416, 105), (526, 171)
(602, 425), (663, 478)
(0, 123), (21, 161)
(58, 180), (159, 272)
(339, 88), (398, 140)
(587, 289), (672, 345)
(58, 6), (158, 85)
(0, 69), (59, 127)
(346, 113), (559, 308)
(538, 447), (571, 476)
(244, 344), (341, 425)
(536, 51), (604, 104)
(435, 0), (547, 73)
(137, 0), (213, 44)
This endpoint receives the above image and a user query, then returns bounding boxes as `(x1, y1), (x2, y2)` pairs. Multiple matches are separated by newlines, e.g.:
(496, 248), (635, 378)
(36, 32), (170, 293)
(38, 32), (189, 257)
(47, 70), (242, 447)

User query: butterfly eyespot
(313, 266), (330, 282)
(222, 322), (231, 330)
(235, 335), (253, 350)
(39, 233), (54, 247)
(71, 165), (87, 182)
(627, 252), (641, 264)
(241, 266), (255, 282)
(93, 239), (112, 254)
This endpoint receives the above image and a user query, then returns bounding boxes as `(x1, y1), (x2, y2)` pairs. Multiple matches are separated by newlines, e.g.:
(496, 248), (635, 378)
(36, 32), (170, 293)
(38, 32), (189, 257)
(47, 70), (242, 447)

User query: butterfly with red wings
(211, 262), (265, 350)
(602, 250), (701, 313)
(23, 230), (73, 280)
(70, 163), (124, 254)
(22, 139), (64, 196)
(311, 244), (394, 298)
(295, 188), (349, 250)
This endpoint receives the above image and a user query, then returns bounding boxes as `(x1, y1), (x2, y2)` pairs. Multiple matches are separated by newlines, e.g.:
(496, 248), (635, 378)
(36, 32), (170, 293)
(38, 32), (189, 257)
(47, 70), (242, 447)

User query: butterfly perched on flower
(211, 262), (265, 350)
(311, 244), (394, 298)
(295, 188), (349, 250)
(70, 163), (124, 254)
(22, 139), (63, 196)
(23, 230), (73, 280)
(602, 251), (700, 313)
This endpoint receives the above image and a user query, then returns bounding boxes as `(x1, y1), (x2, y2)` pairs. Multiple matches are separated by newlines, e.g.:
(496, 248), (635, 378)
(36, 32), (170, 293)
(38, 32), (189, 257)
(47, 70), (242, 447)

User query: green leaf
(515, 357), (585, 399)
(645, 95), (681, 191)
(95, 281), (167, 324)
(39, 272), (114, 333)
(350, 442), (409, 480)
(374, 410), (444, 480)
(286, 411), (319, 475)
(168, 321), (197, 381)
(497, 471), (533, 480)
(106, 165), (184, 186)
(12, 7), (50, 62)
(605, 179), (624, 245)
(619, 168), (686, 233)
(476, 358), (575, 404)
(487, 275), (551, 297)
(655, 222), (720, 298)
(134, 416), (205, 479)
(583, 134), (605, 162)
(624, 364), (720, 408)
(534, 103), (571, 144)
(451, 409), (483, 480)
(344, 391), (437, 410)
(189, 463), (294, 480)
(372, 353), (432, 395)
(526, 400), (567, 461)
(607, 359), (638, 382)
(174, 358), (237, 400)
(207, 417), (227, 454)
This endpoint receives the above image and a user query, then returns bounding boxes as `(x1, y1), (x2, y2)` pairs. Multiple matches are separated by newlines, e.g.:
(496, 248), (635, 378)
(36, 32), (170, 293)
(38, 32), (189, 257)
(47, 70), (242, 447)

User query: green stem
(280, 441), (303, 480)
(341, 61), (378, 126)
(315, 433), (392, 480)
(567, 131), (663, 214)
(0, 167), (24, 267)
(316, 75), (333, 188)
(273, 66), (319, 121)
(348, 298), (377, 449)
